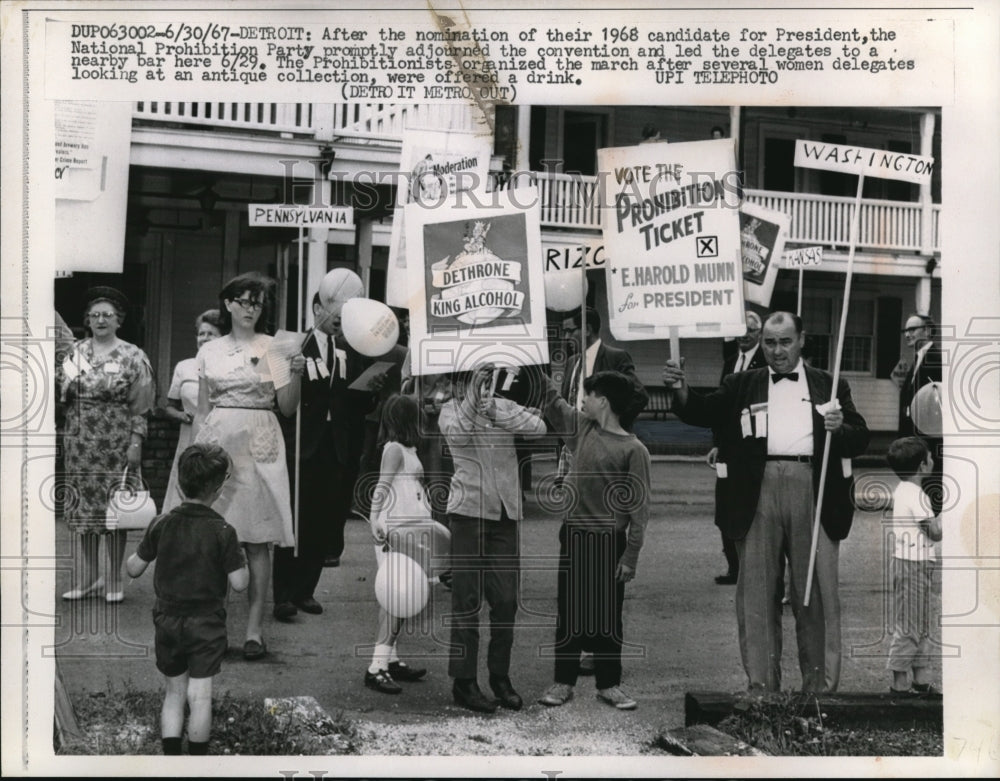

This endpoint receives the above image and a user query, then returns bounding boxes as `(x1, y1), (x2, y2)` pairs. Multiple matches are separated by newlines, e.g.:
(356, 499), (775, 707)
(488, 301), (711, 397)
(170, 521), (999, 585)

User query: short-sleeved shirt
(890, 480), (936, 562)
(136, 502), (244, 615)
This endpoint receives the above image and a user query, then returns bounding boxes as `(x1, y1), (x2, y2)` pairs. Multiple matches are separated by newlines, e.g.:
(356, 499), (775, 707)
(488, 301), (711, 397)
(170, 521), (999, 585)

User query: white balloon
(912, 381), (947, 437)
(386, 521), (451, 577)
(340, 298), (399, 357)
(318, 268), (364, 309)
(375, 552), (429, 619)
(544, 270), (588, 312)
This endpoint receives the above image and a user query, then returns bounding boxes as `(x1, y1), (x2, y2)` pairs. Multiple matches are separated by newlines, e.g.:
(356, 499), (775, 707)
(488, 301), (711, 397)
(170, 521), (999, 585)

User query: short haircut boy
(178, 443), (230, 501)
(583, 371), (634, 418)
(887, 436), (929, 480)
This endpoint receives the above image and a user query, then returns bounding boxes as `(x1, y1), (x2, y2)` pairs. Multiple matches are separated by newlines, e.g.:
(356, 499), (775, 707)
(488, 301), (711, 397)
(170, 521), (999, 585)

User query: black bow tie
(771, 372), (799, 383)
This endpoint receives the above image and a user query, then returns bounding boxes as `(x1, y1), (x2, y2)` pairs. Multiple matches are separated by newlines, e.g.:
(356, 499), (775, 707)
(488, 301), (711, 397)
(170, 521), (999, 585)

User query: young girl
(365, 394), (450, 694)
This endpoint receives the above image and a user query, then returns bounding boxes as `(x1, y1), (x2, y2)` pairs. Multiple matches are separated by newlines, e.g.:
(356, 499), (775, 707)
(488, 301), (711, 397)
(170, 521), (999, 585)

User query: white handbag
(105, 467), (158, 531)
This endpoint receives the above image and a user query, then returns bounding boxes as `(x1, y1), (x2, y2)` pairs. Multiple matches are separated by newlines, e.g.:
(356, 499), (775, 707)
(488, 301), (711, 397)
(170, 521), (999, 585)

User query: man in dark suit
(561, 307), (649, 429)
(894, 314), (943, 515)
(663, 312), (870, 692)
(707, 310), (768, 584)
(272, 292), (374, 621)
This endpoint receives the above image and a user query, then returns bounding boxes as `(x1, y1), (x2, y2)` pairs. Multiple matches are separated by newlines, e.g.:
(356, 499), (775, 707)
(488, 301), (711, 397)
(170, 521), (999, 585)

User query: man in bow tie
(663, 312), (870, 692)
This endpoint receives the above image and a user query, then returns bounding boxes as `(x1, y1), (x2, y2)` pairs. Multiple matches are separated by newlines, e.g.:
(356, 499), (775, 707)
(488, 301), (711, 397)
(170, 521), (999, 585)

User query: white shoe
(597, 686), (637, 710)
(62, 578), (104, 600)
(538, 683), (574, 707)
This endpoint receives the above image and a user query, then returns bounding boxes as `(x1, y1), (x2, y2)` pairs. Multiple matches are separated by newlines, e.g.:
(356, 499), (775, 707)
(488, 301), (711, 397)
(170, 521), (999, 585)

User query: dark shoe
(243, 639), (267, 661)
(714, 573), (738, 585)
(323, 555), (341, 568)
(912, 683), (942, 696)
(388, 661), (427, 682)
(294, 597), (323, 615)
(489, 675), (523, 711)
(578, 653), (596, 676)
(273, 601), (298, 622)
(437, 570), (453, 591)
(452, 679), (498, 713)
(365, 669), (402, 694)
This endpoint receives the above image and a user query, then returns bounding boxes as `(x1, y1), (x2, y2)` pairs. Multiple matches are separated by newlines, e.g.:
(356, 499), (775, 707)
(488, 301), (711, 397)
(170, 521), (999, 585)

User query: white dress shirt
(766, 359), (813, 456)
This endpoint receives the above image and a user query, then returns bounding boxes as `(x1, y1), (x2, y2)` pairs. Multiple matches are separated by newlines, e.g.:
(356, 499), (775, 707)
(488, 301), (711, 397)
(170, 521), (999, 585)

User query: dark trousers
(553, 524), (627, 690)
(448, 511), (519, 680)
(273, 438), (353, 604)
(721, 529), (740, 577)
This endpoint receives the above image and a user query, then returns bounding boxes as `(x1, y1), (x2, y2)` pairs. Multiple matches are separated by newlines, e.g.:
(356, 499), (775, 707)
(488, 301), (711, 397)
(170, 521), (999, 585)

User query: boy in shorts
(885, 436), (943, 695)
(127, 443), (248, 755)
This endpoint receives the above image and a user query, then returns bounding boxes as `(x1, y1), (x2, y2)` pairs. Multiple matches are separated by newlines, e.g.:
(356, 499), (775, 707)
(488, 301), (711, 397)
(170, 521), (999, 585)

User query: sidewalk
(54, 460), (910, 754)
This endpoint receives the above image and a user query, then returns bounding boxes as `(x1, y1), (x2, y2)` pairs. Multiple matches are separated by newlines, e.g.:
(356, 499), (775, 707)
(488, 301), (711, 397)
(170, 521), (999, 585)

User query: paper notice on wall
(600, 138), (747, 340)
(385, 127), (494, 309)
(54, 100), (133, 273)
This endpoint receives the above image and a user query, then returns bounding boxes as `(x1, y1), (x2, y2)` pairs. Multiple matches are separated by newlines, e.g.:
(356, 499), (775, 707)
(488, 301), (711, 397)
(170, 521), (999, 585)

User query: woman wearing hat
(60, 286), (155, 603)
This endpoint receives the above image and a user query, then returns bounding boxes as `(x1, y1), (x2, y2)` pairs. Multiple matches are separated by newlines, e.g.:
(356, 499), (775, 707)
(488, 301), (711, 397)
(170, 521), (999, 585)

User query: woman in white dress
(193, 273), (304, 660)
(161, 309), (222, 513)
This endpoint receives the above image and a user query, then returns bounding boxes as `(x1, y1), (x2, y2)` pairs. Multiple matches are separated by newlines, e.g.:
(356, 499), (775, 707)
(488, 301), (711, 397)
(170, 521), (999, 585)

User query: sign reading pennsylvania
(794, 140), (934, 185)
(248, 204), (354, 227)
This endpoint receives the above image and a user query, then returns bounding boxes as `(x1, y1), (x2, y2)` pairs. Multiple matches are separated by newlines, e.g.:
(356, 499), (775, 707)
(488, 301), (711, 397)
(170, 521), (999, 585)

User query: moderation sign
(794, 139), (934, 185)
(783, 246), (825, 269)
(599, 138), (746, 340)
(248, 204), (354, 227)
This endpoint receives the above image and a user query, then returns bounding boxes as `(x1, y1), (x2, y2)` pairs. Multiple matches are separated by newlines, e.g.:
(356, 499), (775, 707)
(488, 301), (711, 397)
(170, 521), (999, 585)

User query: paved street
(55, 459), (926, 750)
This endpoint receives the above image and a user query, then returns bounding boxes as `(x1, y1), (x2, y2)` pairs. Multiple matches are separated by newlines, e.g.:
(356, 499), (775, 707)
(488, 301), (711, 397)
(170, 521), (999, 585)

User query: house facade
(55, 101), (941, 497)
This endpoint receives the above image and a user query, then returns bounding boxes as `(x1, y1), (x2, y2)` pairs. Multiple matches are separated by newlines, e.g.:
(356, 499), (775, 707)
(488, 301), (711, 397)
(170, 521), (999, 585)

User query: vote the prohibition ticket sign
(405, 186), (549, 375)
(599, 138), (747, 340)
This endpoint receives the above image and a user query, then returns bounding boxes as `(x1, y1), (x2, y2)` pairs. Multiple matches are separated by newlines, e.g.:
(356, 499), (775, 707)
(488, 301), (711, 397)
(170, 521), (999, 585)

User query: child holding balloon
(365, 394), (451, 694)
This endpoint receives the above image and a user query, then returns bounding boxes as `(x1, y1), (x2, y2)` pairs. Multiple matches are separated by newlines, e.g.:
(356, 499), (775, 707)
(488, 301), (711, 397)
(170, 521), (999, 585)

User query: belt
(214, 405), (273, 410)
(766, 454), (812, 463)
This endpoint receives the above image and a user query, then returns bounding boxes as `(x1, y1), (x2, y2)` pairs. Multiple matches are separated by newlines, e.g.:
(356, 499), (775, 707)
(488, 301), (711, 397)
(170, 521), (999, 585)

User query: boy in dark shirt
(538, 371), (652, 711)
(126, 443), (248, 755)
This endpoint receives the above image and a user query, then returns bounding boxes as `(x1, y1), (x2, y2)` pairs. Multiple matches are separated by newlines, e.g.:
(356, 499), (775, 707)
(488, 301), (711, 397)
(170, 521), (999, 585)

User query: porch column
(916, 276), (932, 317)
(357, 218), (374, 296)
(515, 105), (532, 172)
(305, 179), (332, 329)
(919, 111), (935, 256)
(729, 106), (741, 151)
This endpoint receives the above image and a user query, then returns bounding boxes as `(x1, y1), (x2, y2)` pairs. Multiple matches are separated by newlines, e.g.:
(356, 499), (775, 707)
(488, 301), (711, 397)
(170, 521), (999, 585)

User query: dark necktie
(771, 372), (799, 383)
(735, 353), (746, 373)
(326, 333), (335, 378)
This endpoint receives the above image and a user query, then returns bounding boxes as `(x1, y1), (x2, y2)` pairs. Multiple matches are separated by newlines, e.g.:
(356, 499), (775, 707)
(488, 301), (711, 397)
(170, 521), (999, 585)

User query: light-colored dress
(373, 442), (448, 574)
(161, 357), (199, 513)
(60, 339), (155, 534)
(195, 334), (294, 546)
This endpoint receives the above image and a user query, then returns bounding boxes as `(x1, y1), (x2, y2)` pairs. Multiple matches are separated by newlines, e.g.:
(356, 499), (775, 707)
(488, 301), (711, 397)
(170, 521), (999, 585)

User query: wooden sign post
(793, 140), (934, 605)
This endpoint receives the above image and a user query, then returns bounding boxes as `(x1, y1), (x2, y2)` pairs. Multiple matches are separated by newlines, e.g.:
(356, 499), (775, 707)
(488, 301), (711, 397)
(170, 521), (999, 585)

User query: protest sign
(599, 138), (746, 340)
(740, 201), (790, 307)
(386, 127), (493, 308)
(248, 205), (353, 227)
(405, 187), (548, 376)
(794, 139), (934, 185)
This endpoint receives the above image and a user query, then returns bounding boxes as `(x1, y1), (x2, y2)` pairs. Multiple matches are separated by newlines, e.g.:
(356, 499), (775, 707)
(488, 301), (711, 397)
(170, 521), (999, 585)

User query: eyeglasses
(232, 298), (263, 312)
(902, 326), (926, 334)
(88, 312), (118, 321)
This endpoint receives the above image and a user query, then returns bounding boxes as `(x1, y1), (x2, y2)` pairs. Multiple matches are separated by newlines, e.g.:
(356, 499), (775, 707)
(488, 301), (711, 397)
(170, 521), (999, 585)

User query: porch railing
(495, 173), (940, 254)
(132, 101), (481, 139)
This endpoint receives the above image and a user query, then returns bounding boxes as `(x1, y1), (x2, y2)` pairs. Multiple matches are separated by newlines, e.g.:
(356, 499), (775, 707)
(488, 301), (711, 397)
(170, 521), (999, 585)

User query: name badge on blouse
(104, 361), (121, 374)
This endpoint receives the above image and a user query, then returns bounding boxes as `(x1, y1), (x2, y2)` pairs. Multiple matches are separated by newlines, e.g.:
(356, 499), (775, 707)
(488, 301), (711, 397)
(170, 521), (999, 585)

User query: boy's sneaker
(597, 686), (637, 710)
(538, 683), (574, 707)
